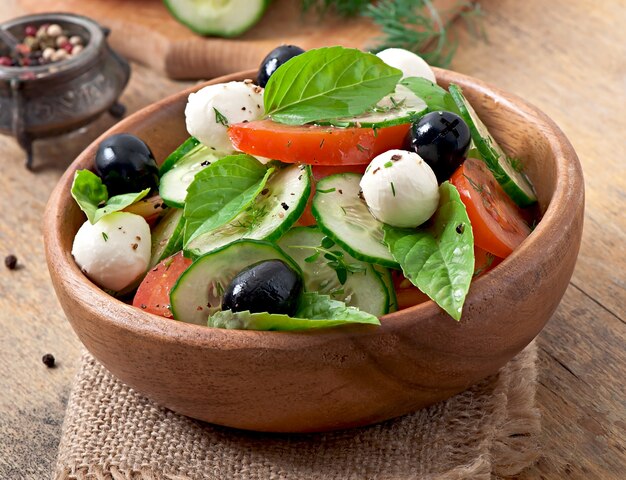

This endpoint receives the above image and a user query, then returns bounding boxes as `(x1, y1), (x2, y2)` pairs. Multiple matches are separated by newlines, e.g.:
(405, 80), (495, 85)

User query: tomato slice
(473, 246), (503, 278)
(297, 164), (369, 227)
(132, 252), (192, 318)
(228, 120), (410, 165)
(450, 157), (531, 258)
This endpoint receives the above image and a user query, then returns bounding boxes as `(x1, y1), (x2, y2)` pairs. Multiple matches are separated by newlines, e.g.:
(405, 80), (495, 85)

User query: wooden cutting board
(9, 0), (466, 80)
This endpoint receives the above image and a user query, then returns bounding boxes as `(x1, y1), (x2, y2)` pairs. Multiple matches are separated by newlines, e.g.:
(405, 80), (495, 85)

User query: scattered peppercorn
(4, 254), (17, 270)
(42, 353), (56, 368)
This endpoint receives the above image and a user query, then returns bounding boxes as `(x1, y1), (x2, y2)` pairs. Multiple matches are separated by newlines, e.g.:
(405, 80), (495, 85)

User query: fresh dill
(302, 0), (484, 68)
(289, 240), (366, 285)
(213, 107), (229, 126)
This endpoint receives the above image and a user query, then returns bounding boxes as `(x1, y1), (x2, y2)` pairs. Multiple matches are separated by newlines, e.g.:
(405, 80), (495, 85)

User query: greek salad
(69, 45), (537, 331)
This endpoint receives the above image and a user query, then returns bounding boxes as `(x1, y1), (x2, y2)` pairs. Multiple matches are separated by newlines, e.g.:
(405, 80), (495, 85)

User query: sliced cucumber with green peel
(278, 227), (390, 316)
(170, 240), (300, 325)
(312, 173), (398, 268)
(320, 84), (428, 128)
(185, 164), (311, 258)
(373, 264), (398, 313)
(159, 137), (200, 175)
(449, 84), (537, 206)
(163, 0), (271, 38)
(149, 208), (185, 268)
(159, 145), (223, 208)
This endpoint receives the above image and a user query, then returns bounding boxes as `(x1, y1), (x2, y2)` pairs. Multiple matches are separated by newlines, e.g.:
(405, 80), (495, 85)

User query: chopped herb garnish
(102, 232), (108, 242)
(340, 206), (347, 215)
(319, 138), (325, 148)
(507, 156), (524, 173)
(356, 143), (370, 152)
(317, 187), (336, 193)
(384, 161), (393, 168)
(390, 181), (396, 196)
(213, 107), (229, 126)
(286, 140), (293, 148)
(288, 242), (365, 285)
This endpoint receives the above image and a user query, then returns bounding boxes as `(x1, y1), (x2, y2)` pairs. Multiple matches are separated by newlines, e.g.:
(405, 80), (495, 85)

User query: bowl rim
(44, 67), (583, 350)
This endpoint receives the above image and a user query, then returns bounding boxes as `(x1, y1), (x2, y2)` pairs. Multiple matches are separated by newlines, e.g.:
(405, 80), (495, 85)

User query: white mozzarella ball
(376, 48), (436, 82)
(360, 149), (440, 228)
(185, 81), (264, 152)
(72, 212), (151, 292)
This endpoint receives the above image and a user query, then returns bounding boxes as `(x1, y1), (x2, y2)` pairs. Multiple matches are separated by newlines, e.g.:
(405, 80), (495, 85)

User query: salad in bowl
(44, 45), (583, 431)
(67, 45), (538, 330)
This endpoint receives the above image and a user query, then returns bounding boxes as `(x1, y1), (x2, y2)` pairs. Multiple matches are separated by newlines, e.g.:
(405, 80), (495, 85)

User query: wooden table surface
(1, 0), (624, 478)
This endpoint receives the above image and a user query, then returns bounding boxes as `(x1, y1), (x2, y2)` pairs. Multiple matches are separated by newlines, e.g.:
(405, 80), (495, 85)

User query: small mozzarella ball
(376, 48), (436, 82)
(185, 81), (264, 152)
(72, 212), (151, 292)
(360, 149), (439, 228)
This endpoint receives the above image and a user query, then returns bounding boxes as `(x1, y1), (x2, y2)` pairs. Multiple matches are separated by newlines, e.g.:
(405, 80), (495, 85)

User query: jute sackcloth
(54, 342), (540, 480)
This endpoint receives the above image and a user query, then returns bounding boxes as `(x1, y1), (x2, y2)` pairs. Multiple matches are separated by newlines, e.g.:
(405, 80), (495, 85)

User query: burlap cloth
(54, 343), (540, 480)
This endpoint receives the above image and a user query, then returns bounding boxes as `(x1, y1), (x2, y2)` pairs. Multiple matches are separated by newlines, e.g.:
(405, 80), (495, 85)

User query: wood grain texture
(0, 0), (624, 477)
(9, 0), (466, 79)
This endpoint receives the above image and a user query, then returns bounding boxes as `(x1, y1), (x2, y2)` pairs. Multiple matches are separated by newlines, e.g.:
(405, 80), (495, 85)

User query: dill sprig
(302, 0), (485, 68)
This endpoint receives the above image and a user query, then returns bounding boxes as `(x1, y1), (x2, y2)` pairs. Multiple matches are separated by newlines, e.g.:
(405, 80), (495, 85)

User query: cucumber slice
(278, 227), (390, 316)
(159, 137), (200, 175)
(163, 0), (270, 38)
(373, 264), (398, 313)
(149, 208), (185, 269)
(171, 240), (300, 325)
(159, 145), (223, 208)
(185, 164), (311, 258)
(312, 173), (398, 268)
(321, 84), (428, 128)
(448, 84), (537, 206)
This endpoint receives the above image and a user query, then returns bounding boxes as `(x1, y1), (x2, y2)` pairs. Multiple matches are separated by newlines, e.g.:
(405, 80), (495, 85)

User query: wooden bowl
(44, 68), (584, 432)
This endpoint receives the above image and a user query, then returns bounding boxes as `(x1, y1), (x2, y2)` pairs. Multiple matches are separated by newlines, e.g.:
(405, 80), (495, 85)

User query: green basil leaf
(400, 77), (459, 114)
(208, 292), (380, 331)
(183, 154), (270, 243)
(70, 170), (109, 224)
(264, 46), (402, 125)
(92, 189), (150, 224)
(383, 182), (474, 320)
(71, 170), (150, 224)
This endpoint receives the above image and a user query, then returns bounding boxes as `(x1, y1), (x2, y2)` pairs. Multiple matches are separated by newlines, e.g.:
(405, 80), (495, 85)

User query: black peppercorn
(42, 353), (56, 368)
(4, 254), (17, 270)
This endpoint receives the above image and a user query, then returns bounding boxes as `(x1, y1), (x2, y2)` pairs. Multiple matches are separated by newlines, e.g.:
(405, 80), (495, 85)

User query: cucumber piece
(278, 227), (390, 316)
(149, 208), (185, 269)
(159, 137), (200, 175)
(171, 239), (300, 325)
(312, 173), (398, 268)
(159, 145), (223, 208)
(163, 0), (270, 38)
(185, 164), (311, 258)
(321, 84), (428, 128)
(373, 264), (398, 313)
(448, 84), (537, 206)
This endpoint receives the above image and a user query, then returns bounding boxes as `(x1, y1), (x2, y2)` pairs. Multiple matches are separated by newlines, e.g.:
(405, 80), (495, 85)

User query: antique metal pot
(0, 13), (130, 169)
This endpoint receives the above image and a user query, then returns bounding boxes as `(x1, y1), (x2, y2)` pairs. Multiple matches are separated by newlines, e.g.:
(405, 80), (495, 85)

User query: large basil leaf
(400, 77), (460, 114)
(208, 292), (380, 331)
(264, 46), (402, 125)
(383, 182), (474, 320)
(70, 170), (150, 224)
(183, 154), (271, 243)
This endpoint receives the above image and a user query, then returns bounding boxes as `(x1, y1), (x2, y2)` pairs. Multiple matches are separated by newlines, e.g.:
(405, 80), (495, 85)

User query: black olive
(95, 133), (159, 197)
(222, 260), (303, 316)
(405, 111), (471, 183)
(257, 45), (306, 88)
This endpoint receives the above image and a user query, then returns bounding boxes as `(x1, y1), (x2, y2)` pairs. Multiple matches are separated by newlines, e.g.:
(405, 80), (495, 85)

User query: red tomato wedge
(297, 164), (369, 226)
(450, 157), (531, 258)
(473, 246), (503, 278)
(228, 120), (410, 165)
(132, 252), (192, 318)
